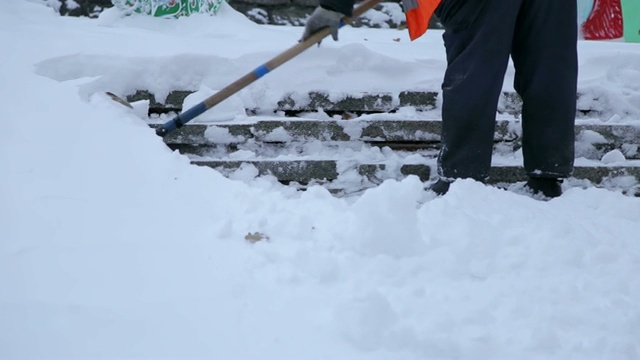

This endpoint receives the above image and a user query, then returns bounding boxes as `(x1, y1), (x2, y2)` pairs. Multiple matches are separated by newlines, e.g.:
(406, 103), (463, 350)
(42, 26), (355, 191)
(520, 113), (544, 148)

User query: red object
(582, 0), (624, 40)
(404, 0), (442, 41)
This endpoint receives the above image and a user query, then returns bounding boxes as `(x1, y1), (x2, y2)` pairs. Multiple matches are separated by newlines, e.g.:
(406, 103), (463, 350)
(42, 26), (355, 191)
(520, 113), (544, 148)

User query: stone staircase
(126, 90), (640, 194)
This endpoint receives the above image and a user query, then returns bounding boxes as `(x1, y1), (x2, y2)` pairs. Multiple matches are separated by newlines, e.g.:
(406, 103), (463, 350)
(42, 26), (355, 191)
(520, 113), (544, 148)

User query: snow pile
(1, 2), (640, 359)
(577, 51), (640, 119)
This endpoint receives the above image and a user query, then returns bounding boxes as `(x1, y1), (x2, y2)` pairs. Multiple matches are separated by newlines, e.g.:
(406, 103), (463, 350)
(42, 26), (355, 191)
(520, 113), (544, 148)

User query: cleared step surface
(125, 89), (640, 191)
(192, 160), (433, 183)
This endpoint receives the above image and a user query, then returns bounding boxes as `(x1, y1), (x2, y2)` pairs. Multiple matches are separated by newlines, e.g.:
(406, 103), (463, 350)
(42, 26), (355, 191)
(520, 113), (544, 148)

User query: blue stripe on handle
(159, 101), (207, 133)
(252, 65), (270, 78)
(162, 120), (177, 132)
(339, 19), (345, 28)
(179, 101), (208, 124)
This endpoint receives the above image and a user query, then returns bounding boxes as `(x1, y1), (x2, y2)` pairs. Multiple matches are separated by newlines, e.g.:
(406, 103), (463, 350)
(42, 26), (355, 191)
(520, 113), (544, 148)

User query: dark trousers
(436, 0), (578, 180)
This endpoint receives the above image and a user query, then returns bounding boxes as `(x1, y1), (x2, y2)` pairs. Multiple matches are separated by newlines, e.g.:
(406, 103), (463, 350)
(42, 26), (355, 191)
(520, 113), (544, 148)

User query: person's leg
(437, 0), (522, 181)
(511, 0), (578, 179)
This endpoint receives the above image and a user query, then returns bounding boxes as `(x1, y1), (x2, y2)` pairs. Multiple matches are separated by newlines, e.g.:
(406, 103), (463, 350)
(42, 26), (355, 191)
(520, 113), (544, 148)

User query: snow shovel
(155, 0), (383, 137)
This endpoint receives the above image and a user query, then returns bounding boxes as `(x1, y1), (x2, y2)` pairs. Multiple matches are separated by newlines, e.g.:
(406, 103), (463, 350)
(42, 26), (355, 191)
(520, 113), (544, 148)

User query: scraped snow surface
(1, 1), (640, 359)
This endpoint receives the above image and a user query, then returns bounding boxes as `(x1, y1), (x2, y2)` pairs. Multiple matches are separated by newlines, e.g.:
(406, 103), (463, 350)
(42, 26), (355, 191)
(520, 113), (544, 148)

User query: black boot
(427, 179), (452, 196)
(525, 177), (562, 198)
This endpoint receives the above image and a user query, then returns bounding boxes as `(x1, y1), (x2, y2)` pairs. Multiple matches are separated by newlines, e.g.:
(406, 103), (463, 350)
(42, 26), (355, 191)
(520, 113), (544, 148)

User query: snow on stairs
(130, 90), (640, 193)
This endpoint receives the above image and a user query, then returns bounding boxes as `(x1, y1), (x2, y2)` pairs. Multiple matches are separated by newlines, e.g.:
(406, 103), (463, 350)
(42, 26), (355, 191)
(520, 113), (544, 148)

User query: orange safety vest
(403, 0), (442, 40)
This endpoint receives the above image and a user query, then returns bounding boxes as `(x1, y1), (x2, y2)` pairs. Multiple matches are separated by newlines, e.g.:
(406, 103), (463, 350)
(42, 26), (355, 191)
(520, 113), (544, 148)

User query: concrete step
(191, 159), (640, 186)
(128, 90), (440, 114)
(153, 120), (640, 160)
(130, 90), (606, 117)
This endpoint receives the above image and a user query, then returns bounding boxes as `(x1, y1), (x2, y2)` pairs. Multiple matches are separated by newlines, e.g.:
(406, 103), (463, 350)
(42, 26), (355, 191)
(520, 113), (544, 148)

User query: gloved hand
(300, 6), (344, 42)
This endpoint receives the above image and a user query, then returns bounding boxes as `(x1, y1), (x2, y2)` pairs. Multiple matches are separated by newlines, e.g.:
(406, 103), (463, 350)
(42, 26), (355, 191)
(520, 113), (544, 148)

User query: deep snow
(1, 1), (640, 359)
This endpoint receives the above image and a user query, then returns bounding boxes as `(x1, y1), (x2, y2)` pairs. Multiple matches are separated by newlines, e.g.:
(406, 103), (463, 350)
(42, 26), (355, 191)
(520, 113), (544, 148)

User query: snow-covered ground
(1, 1), (640, 359)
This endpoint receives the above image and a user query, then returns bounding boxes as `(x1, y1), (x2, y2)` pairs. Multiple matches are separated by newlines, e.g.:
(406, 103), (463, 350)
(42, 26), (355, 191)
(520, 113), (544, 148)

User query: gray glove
(301, 6), (344, 42)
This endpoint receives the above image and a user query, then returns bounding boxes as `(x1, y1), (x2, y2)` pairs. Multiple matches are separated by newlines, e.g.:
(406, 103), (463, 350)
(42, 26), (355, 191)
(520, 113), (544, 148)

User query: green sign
(112, 0), (225, 17)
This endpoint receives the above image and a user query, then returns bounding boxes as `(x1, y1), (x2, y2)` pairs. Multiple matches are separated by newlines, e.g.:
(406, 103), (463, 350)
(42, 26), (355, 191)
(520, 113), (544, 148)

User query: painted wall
(578, 0), (639, 42)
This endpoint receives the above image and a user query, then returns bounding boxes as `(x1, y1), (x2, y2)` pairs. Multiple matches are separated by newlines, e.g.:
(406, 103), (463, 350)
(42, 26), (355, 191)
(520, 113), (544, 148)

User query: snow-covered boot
(525, 177), (562, 198)
(427, 179), (452, 196)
